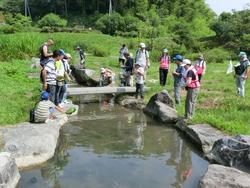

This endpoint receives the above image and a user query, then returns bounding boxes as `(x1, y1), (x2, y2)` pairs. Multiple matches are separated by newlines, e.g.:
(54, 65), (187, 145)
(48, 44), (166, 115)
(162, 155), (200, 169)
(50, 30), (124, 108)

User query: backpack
(29, 101), (39, 123)
(235, 62), (246, 75)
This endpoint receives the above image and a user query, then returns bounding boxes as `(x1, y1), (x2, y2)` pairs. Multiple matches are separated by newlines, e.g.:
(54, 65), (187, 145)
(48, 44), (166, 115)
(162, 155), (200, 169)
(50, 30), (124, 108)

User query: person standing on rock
(159, 48), (171, 86)
(119, 44), (128, 66)
(194, 54), (206, 83)
(42, 50), (65, 105)
(122, 52), (134, 86)
(134, 63), (145, 99)
(182, 59), (200, 119)
(76, 46), (86, 69)
(39, 39), (54, 67)
(235, 52), (250, 97)
(172, 54), (185, 104)
(135, 43), (150, 81)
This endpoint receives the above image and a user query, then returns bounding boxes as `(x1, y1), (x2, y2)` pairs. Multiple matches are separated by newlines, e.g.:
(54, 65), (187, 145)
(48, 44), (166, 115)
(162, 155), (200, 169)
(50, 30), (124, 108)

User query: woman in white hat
(159, 48), (171, 86)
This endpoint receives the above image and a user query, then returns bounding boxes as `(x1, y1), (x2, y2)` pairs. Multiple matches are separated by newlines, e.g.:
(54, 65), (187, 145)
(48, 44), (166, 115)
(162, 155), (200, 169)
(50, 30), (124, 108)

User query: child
(134, 63), (144, 99)
(35, 91), (64, 123)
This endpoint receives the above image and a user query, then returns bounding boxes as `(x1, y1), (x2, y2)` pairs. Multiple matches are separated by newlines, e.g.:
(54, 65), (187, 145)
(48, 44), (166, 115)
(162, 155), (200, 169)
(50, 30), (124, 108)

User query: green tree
(38, 13), (67, 28)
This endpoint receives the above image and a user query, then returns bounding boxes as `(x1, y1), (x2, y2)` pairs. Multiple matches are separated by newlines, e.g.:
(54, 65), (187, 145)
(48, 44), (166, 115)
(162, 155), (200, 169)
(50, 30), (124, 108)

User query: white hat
(181, 59), (192, 66)
(65, 53), (72, 58)
(163, 48), (168, 53)
(139, 42), (146, 48)
(100, 68), (106, 73)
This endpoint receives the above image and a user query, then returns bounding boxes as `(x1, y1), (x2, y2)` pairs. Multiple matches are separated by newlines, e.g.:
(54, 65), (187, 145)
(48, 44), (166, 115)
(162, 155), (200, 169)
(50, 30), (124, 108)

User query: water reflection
(19, 102), (208, 188)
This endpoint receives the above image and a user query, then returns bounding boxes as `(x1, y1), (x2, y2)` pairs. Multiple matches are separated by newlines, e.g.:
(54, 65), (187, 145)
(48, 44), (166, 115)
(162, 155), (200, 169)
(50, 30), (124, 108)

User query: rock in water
(200, 164), (250, 188)
(0, 152), (20, 188)
(71, 66), (100, 86)
(206, 135), (250, 168)
(143, 91), (178, 123)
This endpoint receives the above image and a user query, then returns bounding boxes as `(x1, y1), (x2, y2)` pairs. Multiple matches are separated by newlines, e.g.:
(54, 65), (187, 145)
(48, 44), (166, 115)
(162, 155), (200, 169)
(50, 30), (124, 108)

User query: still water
(19, 101), (208, 188)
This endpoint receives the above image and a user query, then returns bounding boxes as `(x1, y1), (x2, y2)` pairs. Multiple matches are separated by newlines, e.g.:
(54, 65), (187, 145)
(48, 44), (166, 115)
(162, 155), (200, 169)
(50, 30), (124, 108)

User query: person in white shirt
(134, 63), (145, 99)
(119, 44), (128, 66)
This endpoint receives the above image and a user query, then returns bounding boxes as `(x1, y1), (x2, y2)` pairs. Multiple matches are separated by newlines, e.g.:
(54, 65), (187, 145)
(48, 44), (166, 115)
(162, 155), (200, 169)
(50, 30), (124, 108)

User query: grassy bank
(0, 32), (249, 135)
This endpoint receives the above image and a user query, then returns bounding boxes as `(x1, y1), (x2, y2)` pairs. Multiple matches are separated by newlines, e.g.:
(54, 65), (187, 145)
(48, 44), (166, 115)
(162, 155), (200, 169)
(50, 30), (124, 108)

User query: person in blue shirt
(172, 54), (185, 104)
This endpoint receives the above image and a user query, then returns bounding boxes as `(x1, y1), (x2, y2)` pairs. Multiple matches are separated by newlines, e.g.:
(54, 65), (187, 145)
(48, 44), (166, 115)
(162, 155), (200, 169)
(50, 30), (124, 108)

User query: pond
(19, 100), (208, 188)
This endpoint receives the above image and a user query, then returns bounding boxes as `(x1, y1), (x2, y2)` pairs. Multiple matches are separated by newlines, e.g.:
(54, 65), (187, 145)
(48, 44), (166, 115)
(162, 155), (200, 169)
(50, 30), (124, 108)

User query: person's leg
(185, 88), (193, 118)
(190, 88), (199, 117)
(236, 76), (241, 96)
(140, 84), (144, 99)
(163, 69), (168, 86)
(48, 84), (56, 104)
(174, 85), (181, 104)
(135, 83), (139, 99)
(239, 77), (246, 97)
(159, 68), (164, 86)
(59, 84), (66, 104)
(62, 84), (68, 103)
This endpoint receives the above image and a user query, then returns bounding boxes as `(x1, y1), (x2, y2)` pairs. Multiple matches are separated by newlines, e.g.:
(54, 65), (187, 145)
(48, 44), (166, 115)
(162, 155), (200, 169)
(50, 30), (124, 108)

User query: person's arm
(186, 76), (192, 85)
(245, 66), (249, 80)
(203, 61), (206, 74)
(42, 69), (47, 90)
(42, 45), (52, 57)
(55, 105), (65, 113)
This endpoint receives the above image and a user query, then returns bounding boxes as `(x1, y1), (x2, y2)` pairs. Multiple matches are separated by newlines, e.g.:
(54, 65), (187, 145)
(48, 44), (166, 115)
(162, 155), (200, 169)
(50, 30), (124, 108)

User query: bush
(93, 46), (110, 57)
(0, 25), (15, 34)
(204, 48), (230, 63)
(38, 13), (67, 28)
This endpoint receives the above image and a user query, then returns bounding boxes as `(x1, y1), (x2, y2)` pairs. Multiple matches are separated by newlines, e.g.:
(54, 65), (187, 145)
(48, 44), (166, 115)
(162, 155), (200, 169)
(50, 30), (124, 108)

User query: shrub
(38, 13), (67, 28)
(93, 46), (110, 57)
(0, 25), (15, 34)
(204, 48), (230, 63)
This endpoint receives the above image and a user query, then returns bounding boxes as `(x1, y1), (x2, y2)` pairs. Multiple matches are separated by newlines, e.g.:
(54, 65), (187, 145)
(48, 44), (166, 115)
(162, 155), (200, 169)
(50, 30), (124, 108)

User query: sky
(205, 0), (250, 15)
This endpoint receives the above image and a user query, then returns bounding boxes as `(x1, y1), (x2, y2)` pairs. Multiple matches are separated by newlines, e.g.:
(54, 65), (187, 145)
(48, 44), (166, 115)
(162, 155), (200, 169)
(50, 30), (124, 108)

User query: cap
(198, 54), (204, 59)
(41, 91), (49, 100)
(173, 54), (183, 62)
(181, 59), (192, 66)
(239, 51), (246, 57)
(65, 53), (72, 58)
(100, 68), (106, 73)
(59, 49), (65, 56)
(139, 42), (146, 48)
(163, 48), (168, 53)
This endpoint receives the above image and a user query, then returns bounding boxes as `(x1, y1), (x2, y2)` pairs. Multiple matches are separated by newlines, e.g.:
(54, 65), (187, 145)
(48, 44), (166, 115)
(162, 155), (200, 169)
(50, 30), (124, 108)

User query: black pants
(198, 74), (202, 83)
(136, 83), (144, 99)
(159, 68), (168, 86)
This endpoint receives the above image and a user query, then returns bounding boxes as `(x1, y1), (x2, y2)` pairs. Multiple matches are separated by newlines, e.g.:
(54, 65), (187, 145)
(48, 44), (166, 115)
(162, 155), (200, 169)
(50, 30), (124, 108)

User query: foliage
(92, 46), (110, 57)
(203, 47), (231, 63)
(38, 13), (67, 28)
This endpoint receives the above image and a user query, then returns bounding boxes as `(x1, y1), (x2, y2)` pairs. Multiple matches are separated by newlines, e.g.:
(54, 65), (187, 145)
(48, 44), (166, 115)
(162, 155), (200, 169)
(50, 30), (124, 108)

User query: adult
(182, 59), (200, 119)
(235, 52), (250, 97)
(34, 91), (64, 123)
(55, 50), (71, 107)
(119, 44), (128, 66)
(172, 54), (185, 104)
(122, 52), (134, 86)
(134, 63), (145, 99)
(61, 53), (73, 104)
(194, 54), (206, 83)
(76, 46), (86, 68)
(159, 48), (171, 86)
(39, 39), (54, 67)
(42, 50), (65, 105)
(135, 42), (150, 81)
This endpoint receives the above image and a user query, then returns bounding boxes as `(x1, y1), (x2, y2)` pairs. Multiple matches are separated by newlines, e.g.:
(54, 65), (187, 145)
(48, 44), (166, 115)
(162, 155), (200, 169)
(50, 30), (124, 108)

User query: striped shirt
(35, 100), (55, 123)
(45, 58), (57, 85)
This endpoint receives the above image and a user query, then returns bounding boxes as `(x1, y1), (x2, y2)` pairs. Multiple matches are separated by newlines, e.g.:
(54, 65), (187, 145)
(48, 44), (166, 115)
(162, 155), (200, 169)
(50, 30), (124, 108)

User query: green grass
(0, 32), (249, 135)
(0, 60), (40, 125)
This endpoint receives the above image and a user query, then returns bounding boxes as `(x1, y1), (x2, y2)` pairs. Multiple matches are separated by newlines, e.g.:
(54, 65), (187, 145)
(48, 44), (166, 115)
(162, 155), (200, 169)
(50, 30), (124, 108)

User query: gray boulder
(0, 152), (20, 188)
(144, 101), (178, 123)
(147, 90), (175, 108)
(206, 135), (250, 167)
(1, 114), (68, 168)
(200, 164), (250, 188)
(184, 124), (227, 154)
(117, 97), (145, 110)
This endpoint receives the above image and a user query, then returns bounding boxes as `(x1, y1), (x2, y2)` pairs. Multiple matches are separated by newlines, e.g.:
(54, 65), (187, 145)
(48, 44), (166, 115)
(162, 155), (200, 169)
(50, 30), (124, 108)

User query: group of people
(33, 39), (76, 123)
(117, 43), (206, 119)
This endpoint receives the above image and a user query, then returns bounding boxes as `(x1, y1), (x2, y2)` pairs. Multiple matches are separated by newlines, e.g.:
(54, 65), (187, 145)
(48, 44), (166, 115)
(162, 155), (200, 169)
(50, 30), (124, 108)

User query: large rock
(184, 124), (227, 154)
(200, 164), (250, 188)
(206, 135), (250, 167)
(1, 114), (68, 169)
(71, 66), (99, 86)
(116, 96), (145, 110)
(0, 152), (20, 188)
(143, 91), (177, 123)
